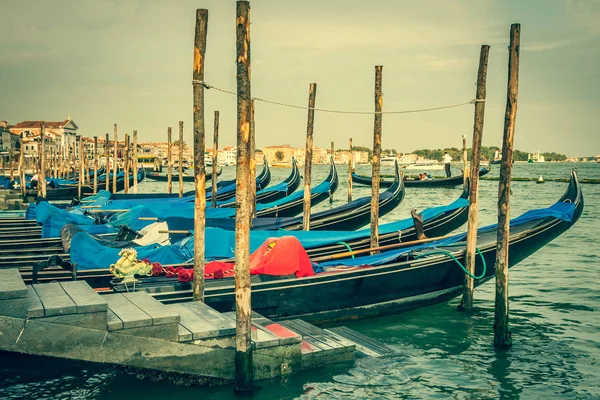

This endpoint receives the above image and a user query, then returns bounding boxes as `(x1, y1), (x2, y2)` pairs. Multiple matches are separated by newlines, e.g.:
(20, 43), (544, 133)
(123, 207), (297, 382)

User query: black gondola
(146, 167), (223, 182)
(151, 169), (583, 323)
(352, 166), (490, 188)
(205, 160), (404, 231)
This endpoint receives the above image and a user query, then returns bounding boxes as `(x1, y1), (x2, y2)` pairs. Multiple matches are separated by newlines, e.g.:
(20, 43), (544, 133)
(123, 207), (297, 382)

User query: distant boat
(405, 160), (443, 170)
(491, 149), (502, 165)
(528, 152), (546, 163)
(381, 155), (397, 166)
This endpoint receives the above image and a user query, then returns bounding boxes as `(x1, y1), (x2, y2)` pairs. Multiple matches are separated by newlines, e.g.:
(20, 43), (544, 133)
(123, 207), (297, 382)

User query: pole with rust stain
(105, 133), (110, 192)
(235, 1), (253, 391)
(348, 137), (353, 202)
(124, 134), (130, 194)
(211, 111), (219, 208)
(192, 8), (208, 304)
(459, 45), (490, 311)
(167, 127), (172, 194)
(39, 122), (47, 198)
(112, 124), (118, 193)
(370, 65), (383, 250)
(93, 136), (98, 194)
(178, 121), (184, 198)
(249, 100), (256, 219)
(303, 82), (317, 231)
(78, 136), (84, 198)
(495, 24), (520, 349)
(133, 130), (138, 193)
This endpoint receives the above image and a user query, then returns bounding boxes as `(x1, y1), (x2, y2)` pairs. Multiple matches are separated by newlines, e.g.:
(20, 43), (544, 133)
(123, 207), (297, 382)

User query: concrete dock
(0, 268), (389, 384)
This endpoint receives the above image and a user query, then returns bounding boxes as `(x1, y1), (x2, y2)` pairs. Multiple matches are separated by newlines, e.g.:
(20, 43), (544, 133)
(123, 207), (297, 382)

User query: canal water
(1, 162), (598, 399)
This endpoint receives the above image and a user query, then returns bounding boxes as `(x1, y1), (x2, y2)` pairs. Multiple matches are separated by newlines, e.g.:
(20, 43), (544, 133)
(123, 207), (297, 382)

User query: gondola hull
(146, 168), (222, 182)
(353, 167), (490, 188)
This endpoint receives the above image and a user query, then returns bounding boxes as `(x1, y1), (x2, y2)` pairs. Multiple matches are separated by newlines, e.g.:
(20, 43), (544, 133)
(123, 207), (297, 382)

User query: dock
(0, 268), (393, 383)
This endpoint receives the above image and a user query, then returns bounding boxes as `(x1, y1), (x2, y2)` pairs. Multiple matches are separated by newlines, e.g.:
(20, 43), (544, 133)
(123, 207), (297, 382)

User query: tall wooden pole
(105, 133), (110, 192)
(167, 127), (172, 194)
(39, 122), (46, 198)
(329, 141), (334, 203)
(124, 134), (130, 194)
(234, 1), (253, 391)
(462, 134), (469, 183)
(192, 8), (208, 304)
(303, 82), (317, 231)
(78, 136), (84, 198)
(133, 130), (138, 193)
(178, 121), (184, 198)
(494, 24), (520, 349)
(459, 45), (490, 311)
(112, 124), (118, 193)
(211, 111), (219, 208)
(249, 100), (256, 218)
(19, 133), (25, 197)
(93, 136), (98, 194)
(370, 65), (383, 250)
(348, 137), (353, 202)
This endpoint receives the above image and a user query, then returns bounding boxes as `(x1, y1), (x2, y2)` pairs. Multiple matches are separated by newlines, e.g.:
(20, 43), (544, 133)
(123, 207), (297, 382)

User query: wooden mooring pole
(348, 138), (353, 203)
(39, 122), (47, 198)
(249, 100), (256, 218)
(303, 82), (317, 231)
(179, 121), (184, 198)
(192, 8), (208, 303)
(494, 23), (520, 349)
(112, 124), (118, 193)
(124, 133), (130, 194)
(93, 136), (98, 194)
(462, 134), (468, 183)
(459, 44), (490, 311)
(370, 65), (383, 250)
(234, 1), (253, 391)
(211, 111), (219, 208)
(167, 127), (172, 194)
(77, 135), (83, 199)
(105, 133), (110, 192)
(19, 133), (25, 198)
(133, 130), (138, 193)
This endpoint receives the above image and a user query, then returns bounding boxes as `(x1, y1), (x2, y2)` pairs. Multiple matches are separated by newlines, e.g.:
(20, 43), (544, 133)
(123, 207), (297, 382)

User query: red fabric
(249, 236), (315, 278)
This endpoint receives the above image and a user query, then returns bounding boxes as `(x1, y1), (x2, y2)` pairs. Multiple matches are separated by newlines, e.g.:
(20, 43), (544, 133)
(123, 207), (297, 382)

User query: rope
(192, 80), (484, 115)
(336, 241), (355, 258)
(413, 245), (487, 280)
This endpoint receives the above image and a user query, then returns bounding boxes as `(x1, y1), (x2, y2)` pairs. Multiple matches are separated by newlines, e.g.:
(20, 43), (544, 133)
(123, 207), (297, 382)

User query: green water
(1, 162), (598, 399)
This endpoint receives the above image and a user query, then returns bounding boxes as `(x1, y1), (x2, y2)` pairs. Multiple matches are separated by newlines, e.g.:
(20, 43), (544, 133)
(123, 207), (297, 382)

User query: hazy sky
(1, 0), (599, 156)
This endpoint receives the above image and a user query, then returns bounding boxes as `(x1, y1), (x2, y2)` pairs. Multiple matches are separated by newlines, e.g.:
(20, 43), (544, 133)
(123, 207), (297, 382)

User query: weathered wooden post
(303, 82), (317, 231)
(167, 127), (172, 194)
(78, 135), (84, 198)
(494, 24), (520, 348)
(192, 8), (208, 303)
(234, 1), (253, 391)
(329, 141), (334, 203)
(249, 100), (256, 219)
(39, 122), (47, 198)
(112, 124), (118, 193)
(178, 121), (184, 198)
(9, 148), (14, 182)
(459, 45), (490, 311)
(124, 134), (130, 194)
(133, 130), (138, 193)
(211, 111), (219, 208)
(105, 133), (110, 192)
(19, 133), (25, 197)
(93, 136), (98, 194)
(348, 137), (353, 202)
(370, 65), (383, 250)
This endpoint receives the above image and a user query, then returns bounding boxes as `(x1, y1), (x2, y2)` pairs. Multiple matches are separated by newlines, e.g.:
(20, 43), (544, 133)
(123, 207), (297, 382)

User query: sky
(1, 0), (599, 156)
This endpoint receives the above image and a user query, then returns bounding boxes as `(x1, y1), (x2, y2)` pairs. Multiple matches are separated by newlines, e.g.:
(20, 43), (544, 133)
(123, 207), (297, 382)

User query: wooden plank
(103, 293), (151, 329)
(278, 320), (327, 357)
(26, 286), (44, 318)
(165, 303), (225, 340)
(177, 323), (193, 342)
(106, 309), (123, 331)
(327, 326), (395, 357)
(175, 302), (235, 338)
(60, 281), (108, 314)
(32, 282), (77, 317)
(0, 269), (27, 300)
(283, 319), (344, 354)
(221, 312), (280, 349)
(122, 292), (180, 326)
(250, 311), (301, 346)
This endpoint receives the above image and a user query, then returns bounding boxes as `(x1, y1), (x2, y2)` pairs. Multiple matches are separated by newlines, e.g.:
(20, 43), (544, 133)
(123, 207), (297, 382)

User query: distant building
(0, 121), (20, 163)
(263, 145), (295, 164)
(8, 118), (79, 159)
(218, 146), (237, 166)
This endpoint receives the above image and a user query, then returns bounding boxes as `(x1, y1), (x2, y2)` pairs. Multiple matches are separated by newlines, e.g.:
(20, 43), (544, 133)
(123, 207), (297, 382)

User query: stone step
(164, 301), (235, 343)
(104, 292), (180, 341)
(0, 268), (28, 318)
(278, 319), (355, 368)
(326, 326), (397, 358)
(221, 311), (283, 350)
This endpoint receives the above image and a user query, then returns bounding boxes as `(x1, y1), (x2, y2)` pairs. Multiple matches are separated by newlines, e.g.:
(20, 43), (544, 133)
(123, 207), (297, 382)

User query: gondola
(25, 168), (147, 201)
(149, 169), (583, 323)
(13, 179), (470, 286)
(146, 167), (223, 182)
(205, 160), (404, 231)
(352, 166), (490, 188)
